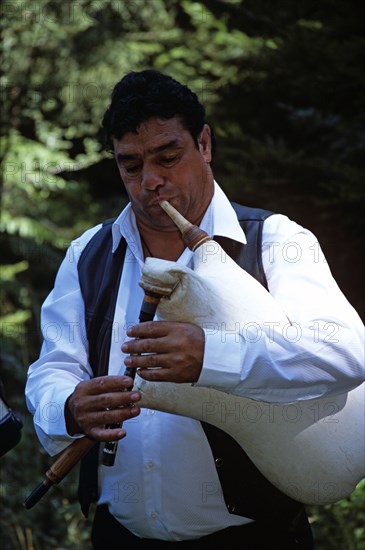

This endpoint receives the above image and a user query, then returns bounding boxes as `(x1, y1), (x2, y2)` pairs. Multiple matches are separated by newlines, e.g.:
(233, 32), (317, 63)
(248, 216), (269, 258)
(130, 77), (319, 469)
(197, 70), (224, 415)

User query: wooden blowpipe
(159, 200), (211, 251)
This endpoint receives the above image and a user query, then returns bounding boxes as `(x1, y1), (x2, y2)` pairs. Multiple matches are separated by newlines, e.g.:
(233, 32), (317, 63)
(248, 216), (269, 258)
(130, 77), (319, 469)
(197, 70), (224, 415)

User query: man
(26, 70), (364, 549)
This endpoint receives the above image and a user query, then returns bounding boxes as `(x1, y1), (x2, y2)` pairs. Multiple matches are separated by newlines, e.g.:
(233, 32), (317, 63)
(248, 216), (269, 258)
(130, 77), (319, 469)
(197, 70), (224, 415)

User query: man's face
(113, 116), (214, 231)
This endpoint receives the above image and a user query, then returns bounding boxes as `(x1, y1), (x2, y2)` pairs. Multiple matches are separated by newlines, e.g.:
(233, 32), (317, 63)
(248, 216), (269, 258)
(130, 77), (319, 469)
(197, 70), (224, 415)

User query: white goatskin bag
(134, 238), (365, 505)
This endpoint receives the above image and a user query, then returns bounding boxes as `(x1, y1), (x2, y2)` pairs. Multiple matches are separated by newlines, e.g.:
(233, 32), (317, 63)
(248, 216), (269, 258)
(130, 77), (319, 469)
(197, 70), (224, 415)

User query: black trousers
(91, 504), (315, 550)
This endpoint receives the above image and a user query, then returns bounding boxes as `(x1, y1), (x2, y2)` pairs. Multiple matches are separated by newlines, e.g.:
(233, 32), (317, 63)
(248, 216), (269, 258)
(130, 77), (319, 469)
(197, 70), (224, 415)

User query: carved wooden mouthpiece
(159, 200), (211, 251)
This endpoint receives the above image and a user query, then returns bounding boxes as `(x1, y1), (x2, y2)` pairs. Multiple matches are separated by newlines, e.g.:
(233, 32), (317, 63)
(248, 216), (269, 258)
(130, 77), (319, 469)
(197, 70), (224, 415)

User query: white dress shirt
(25, 182), (364, 540)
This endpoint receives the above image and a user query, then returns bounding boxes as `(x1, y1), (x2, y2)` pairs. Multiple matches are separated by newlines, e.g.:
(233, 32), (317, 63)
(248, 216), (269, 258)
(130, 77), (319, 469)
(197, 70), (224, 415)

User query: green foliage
(309, 480), (365, 550)
(202, 0), (365, 211)
(1, 0), (364, 548)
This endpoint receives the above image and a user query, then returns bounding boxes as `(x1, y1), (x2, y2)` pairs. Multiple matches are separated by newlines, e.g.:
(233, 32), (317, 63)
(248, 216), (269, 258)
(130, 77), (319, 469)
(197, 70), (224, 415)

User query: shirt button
(146, 460), (154, 469)
(150, 512), (158, 519)
(227, 502), (236, 513)
(215, 457), (224, 468)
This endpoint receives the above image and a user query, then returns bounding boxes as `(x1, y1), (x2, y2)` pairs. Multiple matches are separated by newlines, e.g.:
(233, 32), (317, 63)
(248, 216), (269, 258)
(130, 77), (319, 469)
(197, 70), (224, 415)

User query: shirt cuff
(195, 327), (242, 390)
(33, 386), (83, 456)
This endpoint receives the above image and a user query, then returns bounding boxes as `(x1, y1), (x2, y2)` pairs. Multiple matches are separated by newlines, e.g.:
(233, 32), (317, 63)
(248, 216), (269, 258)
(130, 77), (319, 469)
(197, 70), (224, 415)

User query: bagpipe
(24, 200), (364, 509)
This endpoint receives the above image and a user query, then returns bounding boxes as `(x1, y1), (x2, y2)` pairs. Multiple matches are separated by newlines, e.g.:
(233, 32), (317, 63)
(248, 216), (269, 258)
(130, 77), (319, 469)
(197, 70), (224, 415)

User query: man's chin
(143, 209), (180, 232)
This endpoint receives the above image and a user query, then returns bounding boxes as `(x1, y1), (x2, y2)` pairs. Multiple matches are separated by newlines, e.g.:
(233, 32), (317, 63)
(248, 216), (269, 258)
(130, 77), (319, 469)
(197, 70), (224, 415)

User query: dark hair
(102, 70), (215, 155)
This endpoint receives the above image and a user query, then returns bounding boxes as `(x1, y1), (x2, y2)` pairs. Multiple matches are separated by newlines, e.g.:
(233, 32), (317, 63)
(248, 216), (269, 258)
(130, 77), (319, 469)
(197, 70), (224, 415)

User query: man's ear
(198, 124), (212, 163)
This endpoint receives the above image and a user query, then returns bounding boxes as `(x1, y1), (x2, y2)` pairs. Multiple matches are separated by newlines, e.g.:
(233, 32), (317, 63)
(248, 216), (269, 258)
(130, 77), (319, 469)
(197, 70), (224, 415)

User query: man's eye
(125, 165), (141, 174)
(160, 155), (178, 165)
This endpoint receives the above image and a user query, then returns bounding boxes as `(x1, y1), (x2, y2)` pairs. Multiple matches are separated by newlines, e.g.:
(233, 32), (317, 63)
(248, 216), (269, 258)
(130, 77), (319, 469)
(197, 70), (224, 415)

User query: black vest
(77, 203), (304, 524)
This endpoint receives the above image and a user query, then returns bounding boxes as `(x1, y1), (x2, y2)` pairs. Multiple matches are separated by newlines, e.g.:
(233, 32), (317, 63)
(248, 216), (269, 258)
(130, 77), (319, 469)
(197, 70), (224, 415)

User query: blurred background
(1, 1), (364, 548)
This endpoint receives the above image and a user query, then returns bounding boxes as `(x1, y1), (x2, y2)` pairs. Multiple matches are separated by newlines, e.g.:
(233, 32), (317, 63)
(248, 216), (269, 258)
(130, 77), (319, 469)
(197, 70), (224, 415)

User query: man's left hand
(122, 321), (205, 383)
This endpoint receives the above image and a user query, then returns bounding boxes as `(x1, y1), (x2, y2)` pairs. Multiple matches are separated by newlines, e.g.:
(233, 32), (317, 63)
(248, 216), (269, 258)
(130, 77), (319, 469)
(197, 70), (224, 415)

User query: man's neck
(138, 224), (186, 261)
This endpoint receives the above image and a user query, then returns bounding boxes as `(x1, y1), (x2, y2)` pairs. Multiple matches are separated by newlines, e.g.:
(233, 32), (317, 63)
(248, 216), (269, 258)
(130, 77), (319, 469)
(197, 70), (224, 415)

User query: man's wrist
(64, 395), (83, 436)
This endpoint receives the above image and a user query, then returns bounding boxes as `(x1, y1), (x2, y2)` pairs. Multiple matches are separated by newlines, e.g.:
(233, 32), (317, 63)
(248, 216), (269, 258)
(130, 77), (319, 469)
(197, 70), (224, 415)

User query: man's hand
(65, 375), (141, 441)
(121, 321), (205, 383)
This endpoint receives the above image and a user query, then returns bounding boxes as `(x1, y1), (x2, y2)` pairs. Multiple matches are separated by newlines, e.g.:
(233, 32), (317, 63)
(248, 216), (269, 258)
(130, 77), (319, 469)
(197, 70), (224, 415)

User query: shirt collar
(111, 180), (246, 256)
(112, 202), (141, 257)
(210, 181), (247, 244)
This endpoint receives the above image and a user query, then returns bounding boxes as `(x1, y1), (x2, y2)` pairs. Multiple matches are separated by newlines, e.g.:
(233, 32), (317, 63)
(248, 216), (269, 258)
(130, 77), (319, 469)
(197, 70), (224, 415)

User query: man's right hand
(65, 375), (141, 441)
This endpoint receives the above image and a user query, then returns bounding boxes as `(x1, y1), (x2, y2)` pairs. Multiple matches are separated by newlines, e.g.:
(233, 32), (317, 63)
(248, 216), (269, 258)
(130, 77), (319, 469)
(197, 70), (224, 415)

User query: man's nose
(141, 166), (164, 190)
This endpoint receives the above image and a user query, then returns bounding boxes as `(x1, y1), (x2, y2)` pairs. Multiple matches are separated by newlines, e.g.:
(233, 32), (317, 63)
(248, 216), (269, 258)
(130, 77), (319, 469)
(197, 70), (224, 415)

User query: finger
(122, 336), (170, 355)
(126, 321), (170, 339)
(137, 363), (201, 384)
(81, 404), (141, 437)
(124, 353), (168, 370)
(99, 403), (141, 425)
(78, 375), (135, 396)
(137, 367), (173, 383)
(69, 391), (141, 429)
(86, 390), (141, 413)
(88, 425), (126, 442)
